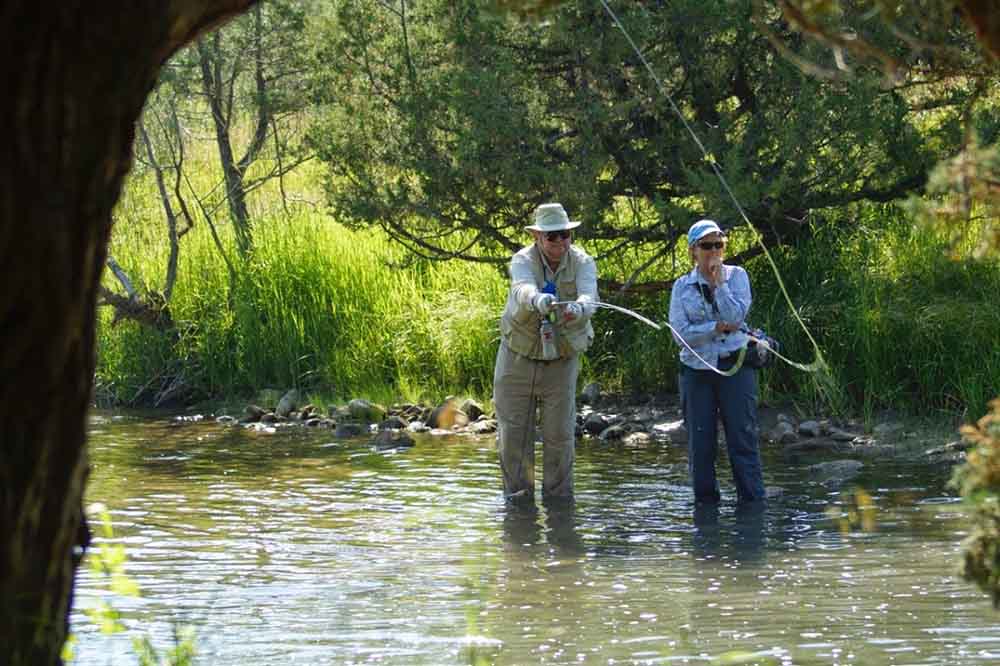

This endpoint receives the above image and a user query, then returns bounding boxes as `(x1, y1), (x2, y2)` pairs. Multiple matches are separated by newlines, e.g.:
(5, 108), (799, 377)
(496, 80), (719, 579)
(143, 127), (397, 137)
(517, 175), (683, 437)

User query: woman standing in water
(668, 219), (765, 506)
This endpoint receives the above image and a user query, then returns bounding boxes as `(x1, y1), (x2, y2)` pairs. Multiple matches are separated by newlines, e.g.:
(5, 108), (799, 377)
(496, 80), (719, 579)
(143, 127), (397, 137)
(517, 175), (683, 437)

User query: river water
(69, 410), (1000, 665)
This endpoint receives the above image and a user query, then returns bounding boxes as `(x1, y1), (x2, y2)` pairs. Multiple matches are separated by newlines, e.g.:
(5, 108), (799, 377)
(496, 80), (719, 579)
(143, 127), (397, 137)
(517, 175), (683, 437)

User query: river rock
(582, 413), (609, 436)
(769, 421), (798, 444)
(407, 420), (431, 433)
(652, 419), (687, 444)
(243, 404), (266, 422)
(798, 420), (822, 437)
(828, 426), (859, 442)
(459, 398), (484, 421)
(468, 419), (498, 435)
(599, 424), (628, 442)
(245, 422), (276, 434)
(427, 397), (469, 429)
(925, 440), (969, 464)
(783, 438), (852, 458)
(216, 415), (237, 425)
(580, 382), (602, 405)
(378, 415), (410, 430)
(394, 403), (424, 420)
(348, 399), (386, 423)
(275, 389), (299, 418)
(623, 431), (653, 447)
(329, 404), (351, 420)
(373, 430), (415, 449)
(630, 408), (655, 425)
(334, 422), (365, 437)
(925, 439), (970, 456)
(808, 459), (864, 484)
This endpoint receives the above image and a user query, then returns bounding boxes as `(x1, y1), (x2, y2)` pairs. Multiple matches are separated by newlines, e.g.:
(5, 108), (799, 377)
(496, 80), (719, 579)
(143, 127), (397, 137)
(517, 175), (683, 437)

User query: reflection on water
(71, 410), (1000, 665)
(691, 500), (768, 563)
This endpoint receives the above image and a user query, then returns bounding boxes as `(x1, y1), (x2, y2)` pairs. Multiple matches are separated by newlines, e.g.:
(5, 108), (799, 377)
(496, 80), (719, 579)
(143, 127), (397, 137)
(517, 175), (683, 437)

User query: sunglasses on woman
(545, 230), (572, 241)
(697, 240), (725, 250)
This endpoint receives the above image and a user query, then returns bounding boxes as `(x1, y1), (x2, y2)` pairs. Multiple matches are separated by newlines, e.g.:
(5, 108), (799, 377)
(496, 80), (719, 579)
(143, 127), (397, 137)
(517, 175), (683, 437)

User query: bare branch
(237, 3), (271, 174)
(106, 257), (137, 298)
(138, 120), (183, 302)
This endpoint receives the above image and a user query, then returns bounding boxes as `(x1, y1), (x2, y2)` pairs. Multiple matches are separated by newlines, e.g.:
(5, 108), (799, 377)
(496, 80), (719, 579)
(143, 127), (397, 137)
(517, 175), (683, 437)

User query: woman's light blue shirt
(668, 265), (752, 370)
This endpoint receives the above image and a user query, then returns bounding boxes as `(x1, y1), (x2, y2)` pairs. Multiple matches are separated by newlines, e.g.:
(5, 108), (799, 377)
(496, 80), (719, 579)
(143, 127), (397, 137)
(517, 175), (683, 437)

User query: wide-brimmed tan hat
(524, 203), (582, 232)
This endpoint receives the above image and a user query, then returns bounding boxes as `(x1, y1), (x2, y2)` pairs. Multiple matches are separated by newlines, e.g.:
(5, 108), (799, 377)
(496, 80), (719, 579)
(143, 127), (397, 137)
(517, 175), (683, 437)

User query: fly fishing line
(592, 0), (831, 387)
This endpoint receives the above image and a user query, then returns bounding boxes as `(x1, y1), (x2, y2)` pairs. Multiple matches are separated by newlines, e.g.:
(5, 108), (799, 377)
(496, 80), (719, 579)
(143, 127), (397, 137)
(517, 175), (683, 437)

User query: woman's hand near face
(693, 233), (726, 286)
(707, 258), (724, 286)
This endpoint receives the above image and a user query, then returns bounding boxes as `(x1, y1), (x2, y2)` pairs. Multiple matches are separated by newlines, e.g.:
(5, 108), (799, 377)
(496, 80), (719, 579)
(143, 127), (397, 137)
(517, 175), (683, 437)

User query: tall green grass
(97, 211), (508, 406)
(574, 204), (1000, 420)
(100, 150), (1000, 419)
(747, 206), (1000, 419)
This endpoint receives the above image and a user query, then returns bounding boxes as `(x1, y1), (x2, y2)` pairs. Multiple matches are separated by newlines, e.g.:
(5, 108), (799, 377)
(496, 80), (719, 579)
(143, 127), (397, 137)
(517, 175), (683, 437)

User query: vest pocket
(558, 279), (578, 302)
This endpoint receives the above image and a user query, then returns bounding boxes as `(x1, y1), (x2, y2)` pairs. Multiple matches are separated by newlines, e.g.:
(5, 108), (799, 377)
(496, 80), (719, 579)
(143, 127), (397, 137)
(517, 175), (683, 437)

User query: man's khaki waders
(493, 341), (579, 499)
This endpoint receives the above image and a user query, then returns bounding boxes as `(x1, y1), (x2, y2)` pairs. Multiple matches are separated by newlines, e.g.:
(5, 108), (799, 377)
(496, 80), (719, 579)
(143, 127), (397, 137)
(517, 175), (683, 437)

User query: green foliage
(100, 183), (1000, 417)
(99, 0), (1000, 418)
(306, 0), (975, 275)
(97, 210), (507, 405)
(747, 206), (1000, 418)
(951, 399), (1000, 607)
(903, 139), (1000, 259)
(71, 506), (197, 666)
(132, 630), (198, 666)
(577, 203), (1000, 416)
(480, 0), (565, 22)
(82, 507), (141, 637)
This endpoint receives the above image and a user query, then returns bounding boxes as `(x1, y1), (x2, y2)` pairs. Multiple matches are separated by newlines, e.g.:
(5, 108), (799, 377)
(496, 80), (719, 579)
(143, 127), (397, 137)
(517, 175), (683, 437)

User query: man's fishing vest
(500, 245), (594, 360)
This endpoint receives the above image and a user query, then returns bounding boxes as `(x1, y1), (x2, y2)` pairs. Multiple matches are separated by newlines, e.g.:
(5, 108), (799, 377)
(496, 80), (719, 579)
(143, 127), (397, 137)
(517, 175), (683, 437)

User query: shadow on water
(501, 497), (586, 557)
(691, 500), (767, 564)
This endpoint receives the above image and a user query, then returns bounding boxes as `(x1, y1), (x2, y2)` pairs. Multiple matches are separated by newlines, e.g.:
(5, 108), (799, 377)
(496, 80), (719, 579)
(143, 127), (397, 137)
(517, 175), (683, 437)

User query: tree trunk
(0, 3), (256, 665)
(198, 35), (255, 256)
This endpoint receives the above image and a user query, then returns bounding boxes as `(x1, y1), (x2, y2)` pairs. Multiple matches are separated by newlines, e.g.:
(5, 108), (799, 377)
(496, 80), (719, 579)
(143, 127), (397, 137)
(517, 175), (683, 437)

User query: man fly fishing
(493, 203), (598, 503)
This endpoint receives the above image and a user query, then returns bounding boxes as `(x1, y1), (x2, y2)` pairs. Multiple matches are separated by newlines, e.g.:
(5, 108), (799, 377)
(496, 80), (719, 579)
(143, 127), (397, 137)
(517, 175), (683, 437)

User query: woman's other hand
(715, 321), (739, 334)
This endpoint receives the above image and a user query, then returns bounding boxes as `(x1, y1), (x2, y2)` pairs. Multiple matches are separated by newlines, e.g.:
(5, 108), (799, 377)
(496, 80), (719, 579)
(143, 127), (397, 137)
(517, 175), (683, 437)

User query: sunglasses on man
(545, 230), (572, 241)
(697, 240), (725, 250)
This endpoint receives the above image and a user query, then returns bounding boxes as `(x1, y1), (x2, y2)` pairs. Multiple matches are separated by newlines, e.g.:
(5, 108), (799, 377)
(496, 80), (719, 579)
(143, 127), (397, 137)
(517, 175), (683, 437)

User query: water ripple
(69, 412), (999, 665)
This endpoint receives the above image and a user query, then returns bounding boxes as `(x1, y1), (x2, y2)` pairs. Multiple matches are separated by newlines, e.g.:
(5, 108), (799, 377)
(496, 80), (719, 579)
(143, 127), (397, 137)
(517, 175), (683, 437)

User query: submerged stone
(373, 430), (415, 449)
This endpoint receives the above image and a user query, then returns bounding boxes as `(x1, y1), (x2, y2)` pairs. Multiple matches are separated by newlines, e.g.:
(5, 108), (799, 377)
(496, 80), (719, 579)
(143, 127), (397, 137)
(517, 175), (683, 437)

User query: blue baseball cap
(687, 219), (725, 246)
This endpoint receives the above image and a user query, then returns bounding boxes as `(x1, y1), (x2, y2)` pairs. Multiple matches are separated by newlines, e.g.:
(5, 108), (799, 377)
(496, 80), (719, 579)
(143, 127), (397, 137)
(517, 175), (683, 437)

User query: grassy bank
(558, 205), (1000, 420)
(99, 184), (999, 419)
(752, 206), (1000, 421)
(98, 211), (508, 407)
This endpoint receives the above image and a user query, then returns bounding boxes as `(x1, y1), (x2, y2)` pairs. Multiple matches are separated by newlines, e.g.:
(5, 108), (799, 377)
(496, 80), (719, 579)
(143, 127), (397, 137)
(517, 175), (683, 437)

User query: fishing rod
(552, 300), (744, 376)
(553, 300), (812, 375)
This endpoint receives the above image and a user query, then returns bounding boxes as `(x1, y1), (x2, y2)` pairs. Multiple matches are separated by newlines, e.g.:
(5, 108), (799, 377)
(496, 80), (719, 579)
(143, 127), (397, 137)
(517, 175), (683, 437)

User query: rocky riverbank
(205, 383), (969, 486)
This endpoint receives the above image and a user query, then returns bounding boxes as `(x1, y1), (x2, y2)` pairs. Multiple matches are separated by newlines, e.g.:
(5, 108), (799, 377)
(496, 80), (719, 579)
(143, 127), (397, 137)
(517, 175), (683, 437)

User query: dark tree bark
(0, 4), (257, 665)
(196, 2), (275, 258)
(958, 1), (1000, 59)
